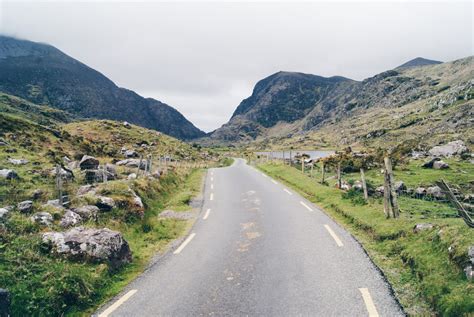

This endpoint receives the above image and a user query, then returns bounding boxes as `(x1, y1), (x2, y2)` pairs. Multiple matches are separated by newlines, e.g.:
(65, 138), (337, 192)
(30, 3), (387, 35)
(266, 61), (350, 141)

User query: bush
(341, 188), (367, 205)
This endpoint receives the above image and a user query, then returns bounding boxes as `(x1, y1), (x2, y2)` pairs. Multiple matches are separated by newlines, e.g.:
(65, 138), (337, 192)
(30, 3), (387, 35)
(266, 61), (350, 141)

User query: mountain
(208, 56), (473, 148)
(208, 71), (353, 142)
(0, 35), (205, 140)
(396, 57), (442, 69)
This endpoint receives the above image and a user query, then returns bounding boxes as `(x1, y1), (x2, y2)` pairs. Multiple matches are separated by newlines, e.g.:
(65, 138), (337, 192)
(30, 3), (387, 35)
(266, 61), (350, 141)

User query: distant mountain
(209, 71), (353, 142)
(207, 56), (473, 146)
(396, 57), (442, 69)
(0, 35), (205, 140)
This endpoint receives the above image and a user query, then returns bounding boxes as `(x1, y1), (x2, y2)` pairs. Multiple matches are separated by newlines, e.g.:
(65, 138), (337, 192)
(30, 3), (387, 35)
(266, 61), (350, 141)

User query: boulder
(96, 196), (115, 211)
(42, 227), (132, 268)
(77, 185), (96, 196)
(72, 205), (99, 220)
(433, 160), (449, 169)
(60, 210), (83, 228)
(84, 169), (116, 184)
(428, 140), (468, 157)
(105, 163), (117, 178)
(45, 199), (66, 210)
(413, 223), (434, 233)
(415, 187), (426, 197)
(0, 169), (18, 180)
(79, 155), (99, 170)
(0, 206), (13, 220)
(124, 150), (139, 158)
(426, 186), (444, 199)
(127, 173), (137, 180)
(17, 200), (33, 213)
(31, 189), (45, 200)
(50, 167), (74, 180)
(116, 159), (146, 170)
(394, 181), (406, 193)
(30, 212), (53, 226)
(7, 158), (29, 165)
(375, 186), (385, 195)
(123, 121), (131, 129)
(352, 180), (363, 190)
(422, 157), (441, 168)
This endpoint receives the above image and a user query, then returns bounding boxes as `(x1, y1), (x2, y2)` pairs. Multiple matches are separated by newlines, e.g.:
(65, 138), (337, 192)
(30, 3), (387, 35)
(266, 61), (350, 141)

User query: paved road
(98, 159), (404, 316)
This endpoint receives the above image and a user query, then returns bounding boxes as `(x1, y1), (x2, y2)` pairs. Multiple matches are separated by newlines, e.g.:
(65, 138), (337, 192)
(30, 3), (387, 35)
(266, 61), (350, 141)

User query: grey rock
(124, 150), (139, 158)
(428, 140), (468, 157)
(45, 199), (66, 210)
(123, 121), (131, 128)
(60, 210), (83, 228)
(0, 206), (13, 220)
(422, 157), (441, 168)
(469, 246), (474, 265)
(77, 185), (96, 196)
(7, 158), (29, 165)
(0, 169), (18, 180)
(394, 181), (406, 193)
(42, 226), (132, 268)
(415, 187), (426, 196)
(96, 196), (115, 211)
(72, 205), (99, 220)
(50, 167), (74, 180)
(79, 155), (99, 170)
(433, 160), (449, 169)
(413, 223), (434, 233)
(31, 212), (53, 226)
(465, 265), (473, 281)
(31, 189), (44, 200)
(127, 173), (137, 180)
(116, 159), (146, 170)
(17, 200), (33, 213)
(84, 169), (116, 184)
(426, 186), (444, 199)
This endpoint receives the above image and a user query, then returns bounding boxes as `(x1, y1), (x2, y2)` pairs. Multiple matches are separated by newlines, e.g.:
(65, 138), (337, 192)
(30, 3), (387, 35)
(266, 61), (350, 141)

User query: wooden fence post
(383, 156), (399, 218)
(321, 162), (325, 184)
(337, 161), (342, 189)
(360, 167), (368, 201)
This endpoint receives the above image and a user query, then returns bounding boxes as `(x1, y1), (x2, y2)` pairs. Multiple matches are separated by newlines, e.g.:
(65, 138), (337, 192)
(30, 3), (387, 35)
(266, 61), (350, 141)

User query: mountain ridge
(0, 35), (205, 140)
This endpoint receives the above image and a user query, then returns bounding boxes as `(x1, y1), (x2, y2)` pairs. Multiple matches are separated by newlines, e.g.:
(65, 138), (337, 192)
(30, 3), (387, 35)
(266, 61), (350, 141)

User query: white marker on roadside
(210, 193), (214, 201)
(300, 201), (313, 211)
(203, 208), (211, 220)
(283, 188), (293, 195)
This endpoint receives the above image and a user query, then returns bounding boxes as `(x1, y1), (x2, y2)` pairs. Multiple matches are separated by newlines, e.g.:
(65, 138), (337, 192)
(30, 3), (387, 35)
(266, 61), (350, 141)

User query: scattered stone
(433, 160), (449, 169)
(63, 156), (72, 164)
(375, 186), (385, 195)
(60, 210), (83, 228)
(17, 200), (33, 213)
(352, 180), (363, 190)
(413, 223), (434, 233)
(428, 140), (468, 157)
(96, 196), (115, 211)
(7, 158), (29, 165)
(123, 121), (131, 129)
(84, 169), (116, 184)
(0, 206), (13, 220)
(127, 173), (137, 180)
(159, 210), (196, 220)
(73, 205), (99, 220)
(394, 181), (406, 193)
(30, 212), (53, 226)
(124, 150), (139, 158)
(410, 151), (427, 159)
(415, 187), (426, 197)
(0, 169), (18, 180)
(31, 189), (45, 200)
(130, 190), (144, 210)
(77, 185), (96, 196)
(105, 163), (117, 178)
(340, 181), (351, 190)
(50, 167), (74, 180)
(116, 159), (146, 170)
(426, 186), (444, 199)
(79, 155), (99, 170)
(422, 157), (441, 168)
(42, 227), (132, 268)
(45, 199), (66, 210)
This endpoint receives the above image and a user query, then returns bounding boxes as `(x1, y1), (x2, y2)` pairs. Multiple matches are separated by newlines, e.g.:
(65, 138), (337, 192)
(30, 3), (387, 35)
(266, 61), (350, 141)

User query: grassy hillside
(0, 94), (220, 315)
(257, 160), (473, 316)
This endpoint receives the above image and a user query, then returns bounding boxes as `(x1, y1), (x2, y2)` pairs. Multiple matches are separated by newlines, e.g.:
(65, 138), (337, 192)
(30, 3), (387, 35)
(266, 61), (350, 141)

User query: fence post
(311, 163), (314, 177)
(360, 167), (368, 201)
(55, 165), (63, 206)
(137, 155), (143, 178)
(383, 156), (399, 218)
(337, 161), (342, 189)
(301, 159), (304, 173)
(321, 162), (325, 184)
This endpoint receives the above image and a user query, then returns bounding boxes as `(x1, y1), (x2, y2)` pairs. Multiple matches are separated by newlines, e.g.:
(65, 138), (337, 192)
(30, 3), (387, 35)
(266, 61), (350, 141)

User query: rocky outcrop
(72, 205), (99, 220)
(31, 212), (53, 226)
(42, 227), (132, 268)
(96, 196), (115, 211)
(17, 200), (33, 213)
(428, 140), (468, 157)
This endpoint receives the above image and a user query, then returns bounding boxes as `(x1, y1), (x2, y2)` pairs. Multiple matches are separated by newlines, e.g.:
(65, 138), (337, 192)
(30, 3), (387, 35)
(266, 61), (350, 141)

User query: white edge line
(271, 179), (278, 184)
(324, 224), (344, 247)
(359, 288), (380, 317)
(203, 208), (211, 220)
(211, 177), (214, 182)
(283, 188), (293, 195)
(261, 173), (268, 178)
(173, 233), (196, 254)
(300, 201), (313, 211)
(98, 289), (137, 317)
(210, 193), (214, 201)
(211, 184), (214, 190)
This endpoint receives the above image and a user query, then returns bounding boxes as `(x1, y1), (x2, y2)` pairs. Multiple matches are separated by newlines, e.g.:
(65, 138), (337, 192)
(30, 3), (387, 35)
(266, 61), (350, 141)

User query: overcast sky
(0, 1), (472, 132)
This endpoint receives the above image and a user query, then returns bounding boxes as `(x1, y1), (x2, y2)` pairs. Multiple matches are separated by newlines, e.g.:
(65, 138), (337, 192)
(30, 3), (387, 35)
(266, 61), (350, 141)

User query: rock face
(42, 227), (132, 268)
(17, 200), (33, 213)
(60, 210), (83, 228)
(79, 155), (99, 170)
(428, 140), (468, 157)
(31, 212), (53, 226)
(0, 169), (18, 180)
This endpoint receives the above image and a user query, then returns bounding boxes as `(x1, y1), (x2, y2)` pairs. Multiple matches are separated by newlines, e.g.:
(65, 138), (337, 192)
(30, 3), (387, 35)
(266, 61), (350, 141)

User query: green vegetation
(258, 161), (473, 316)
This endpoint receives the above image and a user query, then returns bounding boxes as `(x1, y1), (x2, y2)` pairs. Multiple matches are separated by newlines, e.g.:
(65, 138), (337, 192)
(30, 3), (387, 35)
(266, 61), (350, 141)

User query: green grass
(258, 161), (473, 316)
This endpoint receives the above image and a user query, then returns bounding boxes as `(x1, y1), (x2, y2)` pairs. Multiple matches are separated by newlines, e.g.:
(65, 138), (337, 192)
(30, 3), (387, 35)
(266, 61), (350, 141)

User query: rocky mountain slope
(208, 56), (473, 149)
(396, 57), (442, 69)
(0, 35), (205, 140)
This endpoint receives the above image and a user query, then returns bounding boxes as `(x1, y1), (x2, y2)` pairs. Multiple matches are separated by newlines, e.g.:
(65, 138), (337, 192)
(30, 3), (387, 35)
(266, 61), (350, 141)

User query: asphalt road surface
(97, 159), (404, 317)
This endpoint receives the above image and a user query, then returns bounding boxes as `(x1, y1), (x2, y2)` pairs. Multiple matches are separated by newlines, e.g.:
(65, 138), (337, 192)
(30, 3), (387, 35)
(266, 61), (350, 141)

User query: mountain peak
(396, 57), (442, 69)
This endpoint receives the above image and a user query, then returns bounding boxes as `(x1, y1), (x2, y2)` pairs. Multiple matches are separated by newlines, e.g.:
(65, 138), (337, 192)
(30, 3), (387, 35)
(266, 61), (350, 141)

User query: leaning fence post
(321, 162), (325, 184)
(56, 165), (63, 206)
(360, 167), (368, 201)
(383, 156), (399, 218)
